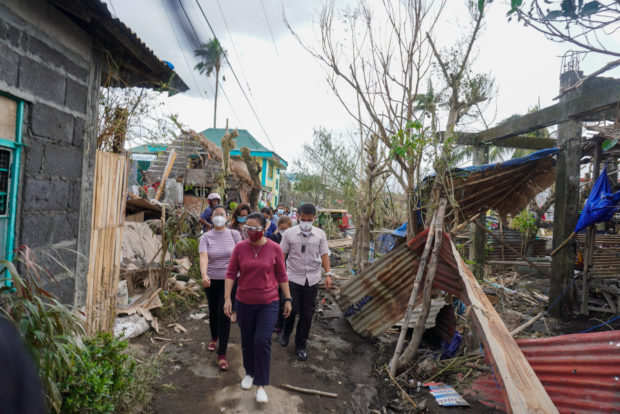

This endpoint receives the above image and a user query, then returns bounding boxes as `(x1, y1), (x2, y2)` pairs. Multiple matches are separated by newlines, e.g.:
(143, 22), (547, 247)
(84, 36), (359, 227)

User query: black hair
(298, 203), (316, 216)
(260, 207), (271, 215)
(246, 211), (267, 227)
(212, 204), (227, 214)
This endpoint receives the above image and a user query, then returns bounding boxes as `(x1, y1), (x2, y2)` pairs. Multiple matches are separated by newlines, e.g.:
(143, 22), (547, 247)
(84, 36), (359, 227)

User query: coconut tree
(194, 39), (227, 128)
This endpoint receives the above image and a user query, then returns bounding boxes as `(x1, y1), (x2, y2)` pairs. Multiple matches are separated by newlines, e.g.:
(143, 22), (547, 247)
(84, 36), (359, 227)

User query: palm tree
(194, 39), (227, 128)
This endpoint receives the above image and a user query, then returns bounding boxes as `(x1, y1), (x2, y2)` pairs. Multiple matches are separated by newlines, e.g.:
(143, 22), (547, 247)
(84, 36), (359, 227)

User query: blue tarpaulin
(393, 222), (407, 237)
(575, 165), (620, 233)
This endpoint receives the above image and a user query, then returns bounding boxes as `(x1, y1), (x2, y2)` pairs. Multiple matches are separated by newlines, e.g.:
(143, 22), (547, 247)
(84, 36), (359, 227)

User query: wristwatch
(325, 271), (334, 277)
(284, 297), (292, 303)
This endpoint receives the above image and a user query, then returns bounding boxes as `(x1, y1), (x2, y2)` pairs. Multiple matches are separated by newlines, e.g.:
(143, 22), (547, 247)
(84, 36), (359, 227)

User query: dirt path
(135, 291), (378, 413)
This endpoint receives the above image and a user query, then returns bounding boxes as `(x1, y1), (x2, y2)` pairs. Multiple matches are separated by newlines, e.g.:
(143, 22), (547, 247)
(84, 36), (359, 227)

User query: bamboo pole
(389, 208), (438, 376)
(397, 199), (447, 370)
(279, 384), (338, 398)
(510, 312), (543, 336)
(550, 232), (576, 256)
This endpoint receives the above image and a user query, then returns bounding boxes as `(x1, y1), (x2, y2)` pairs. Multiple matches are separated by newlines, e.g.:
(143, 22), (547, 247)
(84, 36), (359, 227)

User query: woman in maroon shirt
(224, 212), (292, 404)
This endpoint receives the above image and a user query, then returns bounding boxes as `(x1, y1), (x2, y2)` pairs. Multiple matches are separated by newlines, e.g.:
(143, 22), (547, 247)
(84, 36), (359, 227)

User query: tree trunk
(213, 67), (220, 128)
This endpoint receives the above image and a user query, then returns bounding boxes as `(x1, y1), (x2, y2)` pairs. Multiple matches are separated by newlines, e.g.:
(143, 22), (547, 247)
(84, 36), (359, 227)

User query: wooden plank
(450, 239), (558, 413)
(477, 78), (620, 143)
(454, 133), (557, 150)
(155, 149), (177, 201)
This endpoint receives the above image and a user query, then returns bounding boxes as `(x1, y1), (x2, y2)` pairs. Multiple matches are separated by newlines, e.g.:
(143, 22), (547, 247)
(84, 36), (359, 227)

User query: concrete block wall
(0, 1), (94, 303)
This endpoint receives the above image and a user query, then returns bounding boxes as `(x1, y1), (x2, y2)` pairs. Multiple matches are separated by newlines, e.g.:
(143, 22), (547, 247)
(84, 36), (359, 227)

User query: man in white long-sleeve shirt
(278, 203), (333, 361)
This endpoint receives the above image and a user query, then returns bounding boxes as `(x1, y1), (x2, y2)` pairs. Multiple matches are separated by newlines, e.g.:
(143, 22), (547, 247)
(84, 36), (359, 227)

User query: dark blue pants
(235, 300), (279, 386)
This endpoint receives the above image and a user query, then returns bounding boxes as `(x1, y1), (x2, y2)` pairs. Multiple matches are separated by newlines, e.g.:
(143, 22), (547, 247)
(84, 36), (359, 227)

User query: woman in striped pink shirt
(199, 205), (242, 371)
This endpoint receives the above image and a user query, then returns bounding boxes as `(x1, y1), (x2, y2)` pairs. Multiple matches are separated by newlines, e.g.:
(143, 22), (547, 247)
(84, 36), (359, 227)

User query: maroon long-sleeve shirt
(226, 239), (288, 305)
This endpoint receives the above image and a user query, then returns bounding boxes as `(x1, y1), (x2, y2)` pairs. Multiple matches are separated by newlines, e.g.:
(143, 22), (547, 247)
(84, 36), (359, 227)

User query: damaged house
(0, 0), (187, 303)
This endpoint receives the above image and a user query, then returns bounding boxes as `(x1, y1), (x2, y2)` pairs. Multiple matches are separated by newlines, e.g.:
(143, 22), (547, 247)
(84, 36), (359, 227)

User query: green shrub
(1, 250), (85, 413)
(61, 333), (135, 414)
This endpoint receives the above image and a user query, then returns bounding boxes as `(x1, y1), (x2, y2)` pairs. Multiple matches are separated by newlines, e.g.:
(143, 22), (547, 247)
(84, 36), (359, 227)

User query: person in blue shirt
(261, 207), (277, 237)
(199, 192), (221, 232)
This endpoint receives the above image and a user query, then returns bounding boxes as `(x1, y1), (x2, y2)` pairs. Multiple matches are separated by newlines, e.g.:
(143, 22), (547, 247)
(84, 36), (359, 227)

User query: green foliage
(389, 120), (429, 161)
(511, 208), (537, 236)
(0, 250), (85, 413)
(61, 333), (163, 414)
(291, 128), (358, 209)
(194, 39), (226, 77)
(61, 333), (134, 414)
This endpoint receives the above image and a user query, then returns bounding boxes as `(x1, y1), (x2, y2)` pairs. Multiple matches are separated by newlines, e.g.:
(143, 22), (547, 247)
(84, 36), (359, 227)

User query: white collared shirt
(280, 225), (329, 286)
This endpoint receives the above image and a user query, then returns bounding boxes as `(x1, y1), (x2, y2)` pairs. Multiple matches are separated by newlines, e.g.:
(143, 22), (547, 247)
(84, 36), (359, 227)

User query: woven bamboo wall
(86, 151), (128, 334)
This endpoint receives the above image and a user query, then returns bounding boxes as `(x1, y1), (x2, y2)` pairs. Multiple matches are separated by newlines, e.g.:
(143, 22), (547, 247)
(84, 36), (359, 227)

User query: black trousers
(282, 280), (318, 349)
(204, 279), (235, 356)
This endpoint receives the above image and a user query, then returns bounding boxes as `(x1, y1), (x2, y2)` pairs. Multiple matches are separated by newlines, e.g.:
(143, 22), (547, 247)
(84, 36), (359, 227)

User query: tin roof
(51, 0), (188, 93)
(467, 330), (620, 413)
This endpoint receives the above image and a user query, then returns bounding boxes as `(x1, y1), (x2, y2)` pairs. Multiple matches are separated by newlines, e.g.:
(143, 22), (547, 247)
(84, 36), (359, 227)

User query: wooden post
(581, 138), (603, 314)
(397, 199), (447, 370)
(155, 150), (177, 201)
(470, 144), (488, 279)
(160, 204), (166, 269)
(550, 69), (583, 317)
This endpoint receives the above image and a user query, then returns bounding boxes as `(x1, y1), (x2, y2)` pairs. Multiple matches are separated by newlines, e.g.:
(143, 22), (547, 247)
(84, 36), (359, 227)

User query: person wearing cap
(199, 193), (221, 232)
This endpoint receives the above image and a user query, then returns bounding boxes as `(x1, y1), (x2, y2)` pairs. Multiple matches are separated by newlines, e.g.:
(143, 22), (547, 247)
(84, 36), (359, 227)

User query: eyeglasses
(245, 225), (263, 232)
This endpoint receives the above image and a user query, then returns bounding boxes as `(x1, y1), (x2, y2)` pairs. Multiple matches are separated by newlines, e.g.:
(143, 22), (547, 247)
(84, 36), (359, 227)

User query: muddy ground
(131, 287), (498, 414)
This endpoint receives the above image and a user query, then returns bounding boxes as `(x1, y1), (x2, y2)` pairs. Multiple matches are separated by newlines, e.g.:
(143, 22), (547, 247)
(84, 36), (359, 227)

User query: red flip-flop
(207, 339), (217, 351)
(218, 358), (229, 371)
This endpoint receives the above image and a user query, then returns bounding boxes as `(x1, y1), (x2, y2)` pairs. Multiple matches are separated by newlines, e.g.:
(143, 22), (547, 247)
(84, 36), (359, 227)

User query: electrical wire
(161, 0), (208, 100)
(194, 0), (276, 150)
(178, 0), (244, 127)
(259, 0), (280, 56)
(215, 0), (253, 96)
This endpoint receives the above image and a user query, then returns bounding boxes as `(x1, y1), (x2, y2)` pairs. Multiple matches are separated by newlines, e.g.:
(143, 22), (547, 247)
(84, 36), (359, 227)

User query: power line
(258, 0), (279, 56)
(178, 0), (244, 127)
(215, 0), (254, 96)
(161, 0), (208, 100)
(194, 0), (276, 150)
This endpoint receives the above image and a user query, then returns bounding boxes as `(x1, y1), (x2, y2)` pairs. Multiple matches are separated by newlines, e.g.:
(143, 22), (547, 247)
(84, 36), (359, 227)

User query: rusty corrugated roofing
(337, 230), (464, 338)
(467, 330), (620, 413)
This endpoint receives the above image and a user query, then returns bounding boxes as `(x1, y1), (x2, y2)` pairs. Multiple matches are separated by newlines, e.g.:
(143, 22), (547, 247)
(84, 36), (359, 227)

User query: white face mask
(213, 216), (226, 228)
(299, 221), (313, 232)
(279, 229), (287, 235)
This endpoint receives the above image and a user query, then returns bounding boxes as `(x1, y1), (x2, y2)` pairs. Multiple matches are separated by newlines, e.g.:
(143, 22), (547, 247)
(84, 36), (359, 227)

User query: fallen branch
(384, 366), (417, 408)
(511, 312), (544, 336)
(279, 384), (338, 398)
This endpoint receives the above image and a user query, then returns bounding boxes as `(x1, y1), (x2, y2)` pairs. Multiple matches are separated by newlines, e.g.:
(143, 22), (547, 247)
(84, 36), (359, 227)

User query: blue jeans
(235, 300), (279, 386)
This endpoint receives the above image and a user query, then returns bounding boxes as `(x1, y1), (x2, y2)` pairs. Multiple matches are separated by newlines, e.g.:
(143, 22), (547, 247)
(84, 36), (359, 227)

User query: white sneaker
(256, 387), (268, 403)
(241, 375), (254, 390)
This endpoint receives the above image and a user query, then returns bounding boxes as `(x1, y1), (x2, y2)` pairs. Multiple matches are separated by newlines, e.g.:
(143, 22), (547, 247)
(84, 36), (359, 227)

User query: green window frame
(0, 92), (24, 287)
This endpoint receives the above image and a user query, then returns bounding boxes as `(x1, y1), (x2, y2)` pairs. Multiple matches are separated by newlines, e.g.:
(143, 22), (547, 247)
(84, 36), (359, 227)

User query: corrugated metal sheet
(462, 229), (550, 260)
(467, 330), (620, 413)
(338, 229), (464, 338)
(395, 299), (446, 329)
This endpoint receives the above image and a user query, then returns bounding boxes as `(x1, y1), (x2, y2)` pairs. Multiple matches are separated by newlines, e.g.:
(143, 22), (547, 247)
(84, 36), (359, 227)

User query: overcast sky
(105, 0), (620, 166)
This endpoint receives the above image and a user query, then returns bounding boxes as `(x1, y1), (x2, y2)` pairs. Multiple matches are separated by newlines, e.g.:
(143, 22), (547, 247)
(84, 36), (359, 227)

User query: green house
(201, 128), (288, 207)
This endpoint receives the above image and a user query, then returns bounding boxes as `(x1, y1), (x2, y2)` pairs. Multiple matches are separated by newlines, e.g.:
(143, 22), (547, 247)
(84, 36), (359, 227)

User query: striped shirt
(199, 228), (242, 280)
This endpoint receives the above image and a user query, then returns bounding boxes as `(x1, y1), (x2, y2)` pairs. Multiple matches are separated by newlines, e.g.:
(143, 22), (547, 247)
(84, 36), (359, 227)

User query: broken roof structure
(420, 148), (558, 226)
